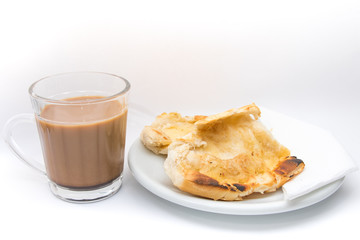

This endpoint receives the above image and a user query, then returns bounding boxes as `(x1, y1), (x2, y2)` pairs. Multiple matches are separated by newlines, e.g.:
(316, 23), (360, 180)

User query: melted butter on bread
(140, 112), (206, 154)
(142, 103), (304, 200)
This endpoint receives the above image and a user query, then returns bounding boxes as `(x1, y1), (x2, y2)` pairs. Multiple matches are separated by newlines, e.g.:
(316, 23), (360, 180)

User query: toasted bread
(142, 104), (305, 200)
(140, 112), (206, 154)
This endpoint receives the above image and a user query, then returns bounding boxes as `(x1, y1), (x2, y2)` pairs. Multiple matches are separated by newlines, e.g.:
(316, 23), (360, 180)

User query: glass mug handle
(3, 113), (46, 175)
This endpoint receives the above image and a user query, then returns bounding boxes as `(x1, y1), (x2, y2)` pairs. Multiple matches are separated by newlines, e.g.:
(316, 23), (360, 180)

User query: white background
(1, 0), (359, 239)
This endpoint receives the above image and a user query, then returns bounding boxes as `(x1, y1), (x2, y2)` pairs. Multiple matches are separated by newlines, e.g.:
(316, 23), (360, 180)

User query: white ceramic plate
(128, 138), (343, 215)
(127, 107), (345, 215)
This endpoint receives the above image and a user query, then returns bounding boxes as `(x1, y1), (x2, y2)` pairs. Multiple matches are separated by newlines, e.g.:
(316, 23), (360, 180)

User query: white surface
(1, 0), (360, 239)
(129, 137), (344, 215)
(260, 108), (357, 200)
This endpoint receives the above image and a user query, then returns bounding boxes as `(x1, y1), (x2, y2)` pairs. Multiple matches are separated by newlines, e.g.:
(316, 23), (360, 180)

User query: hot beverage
(36, 96), (127, 189)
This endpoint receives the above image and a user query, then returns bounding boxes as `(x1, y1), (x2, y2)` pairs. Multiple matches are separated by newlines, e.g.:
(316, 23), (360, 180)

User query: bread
(140, 112), (206, 154)
(142, 103), (305, 200)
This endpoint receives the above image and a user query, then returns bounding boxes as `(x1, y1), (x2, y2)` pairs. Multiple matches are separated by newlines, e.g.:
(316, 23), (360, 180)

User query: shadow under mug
(3, 72), (130, 203)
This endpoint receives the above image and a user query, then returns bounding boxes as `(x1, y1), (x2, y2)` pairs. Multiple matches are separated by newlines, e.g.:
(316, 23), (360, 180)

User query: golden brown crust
(140, 112), (206, 154)
(175, 156), (304, 200)
(142, 103), (305, 201)
(274, 156), (305, 187)
(195, 103), (261, 131)
(163, 103), (305, 201)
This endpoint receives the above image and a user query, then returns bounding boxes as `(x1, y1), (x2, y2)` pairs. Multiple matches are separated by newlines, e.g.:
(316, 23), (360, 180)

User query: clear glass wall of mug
(3, 72), (130, 202)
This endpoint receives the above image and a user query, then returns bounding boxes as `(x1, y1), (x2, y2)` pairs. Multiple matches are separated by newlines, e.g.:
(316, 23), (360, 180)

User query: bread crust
(141, 103), (305, 200)
(140, 112), (206, 154)
(165, 153), (304, 200)
(163, 104), (305, 200)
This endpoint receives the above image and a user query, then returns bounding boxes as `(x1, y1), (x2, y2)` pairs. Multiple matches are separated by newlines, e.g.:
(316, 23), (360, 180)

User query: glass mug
(3, 72), (130, 203)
